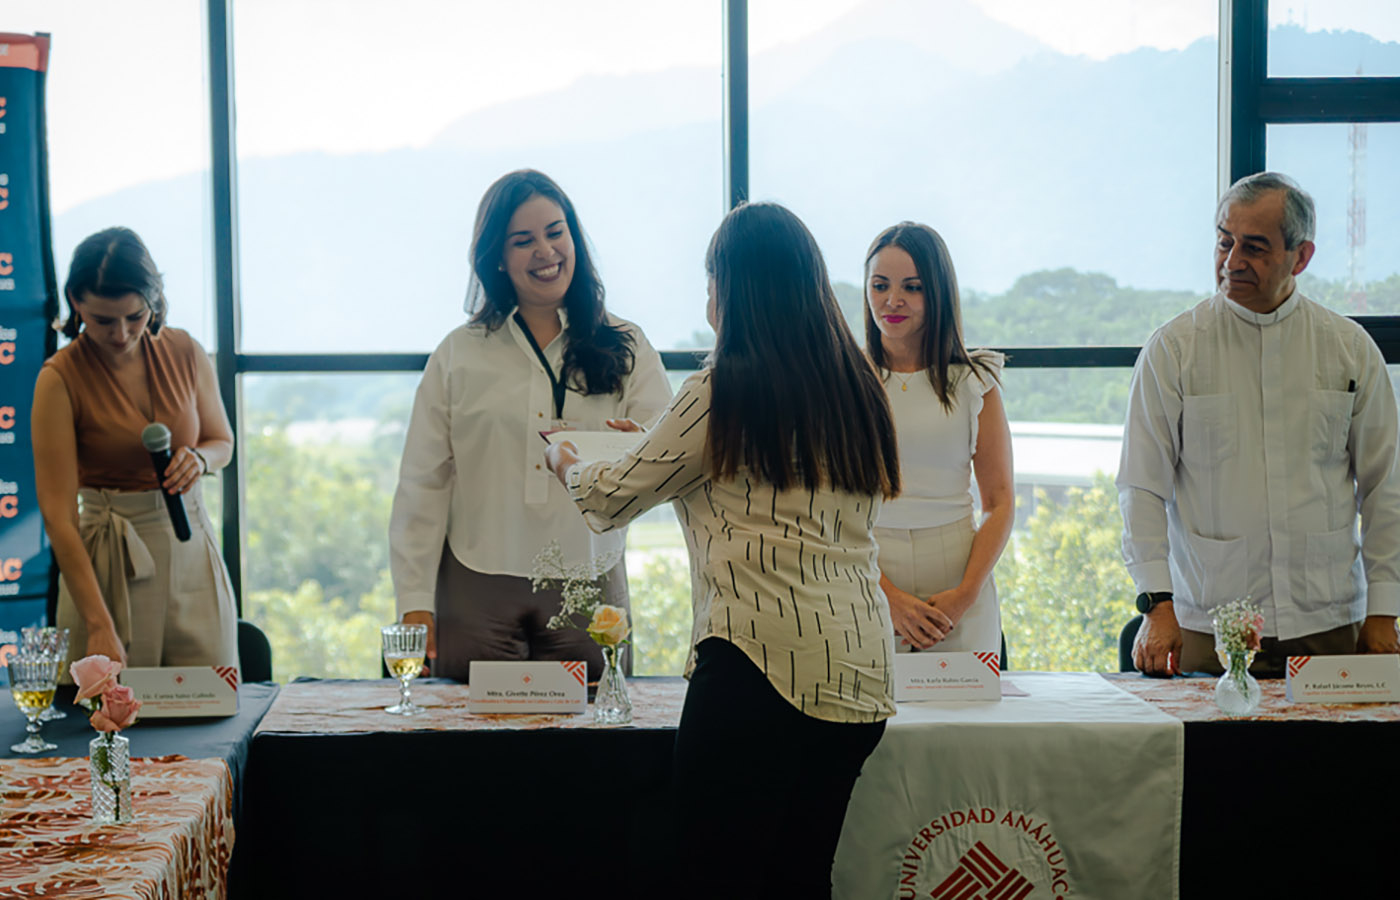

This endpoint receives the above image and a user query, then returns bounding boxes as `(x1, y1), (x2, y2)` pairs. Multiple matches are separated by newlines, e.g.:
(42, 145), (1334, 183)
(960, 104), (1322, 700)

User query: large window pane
(241, 371), (697, 680)
(750, 1), (1218, 347)
(241, 373), (417, 681)
(1268, 2), (1400, 77)
(8, 1), (214, 344)
(232, 1), (721, 354)
(995, 367), (1134, 672)
(1267, 123), (1400, 314)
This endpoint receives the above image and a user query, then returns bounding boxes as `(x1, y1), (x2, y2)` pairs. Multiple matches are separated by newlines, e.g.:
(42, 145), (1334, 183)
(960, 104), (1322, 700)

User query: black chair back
(1118, 614), (1144, 672)
(237, 619), (274, 682)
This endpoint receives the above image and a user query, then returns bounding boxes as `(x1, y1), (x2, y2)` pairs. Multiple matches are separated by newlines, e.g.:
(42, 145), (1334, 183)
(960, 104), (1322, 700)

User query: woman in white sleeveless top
(863, 222), (1014, 654)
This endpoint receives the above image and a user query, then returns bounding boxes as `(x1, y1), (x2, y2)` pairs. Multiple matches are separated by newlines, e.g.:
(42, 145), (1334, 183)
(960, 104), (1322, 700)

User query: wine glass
(22, 626), (70, 721)
(381, 624), (427, 716)
(9, 655), (60, 753)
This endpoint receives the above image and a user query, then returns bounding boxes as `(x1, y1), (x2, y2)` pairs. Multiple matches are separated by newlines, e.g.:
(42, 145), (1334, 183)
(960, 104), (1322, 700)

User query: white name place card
(120, 666), (240, 718)
(468, 660), (588, 715)
(1286, 654), (1400, 704)
(894, 651), (1001, 702)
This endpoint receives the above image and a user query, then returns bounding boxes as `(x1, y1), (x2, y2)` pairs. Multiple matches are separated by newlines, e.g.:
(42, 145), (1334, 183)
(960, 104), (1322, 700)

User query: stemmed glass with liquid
(381, 624), (428, 716)
(9, 655), (60, 753)
(22, 626), (70, 721)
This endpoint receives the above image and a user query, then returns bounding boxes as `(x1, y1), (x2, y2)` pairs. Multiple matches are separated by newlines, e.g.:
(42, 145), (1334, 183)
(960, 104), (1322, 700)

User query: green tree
(240, 393), (405, 680)
(997, 473), (1137, 672)
(243, 427), (395, 603)
(963, 268), (1198, 349)
(833, 280), (866, 339)
(627, 552), (693, 675)
(248, 571), (395, 682)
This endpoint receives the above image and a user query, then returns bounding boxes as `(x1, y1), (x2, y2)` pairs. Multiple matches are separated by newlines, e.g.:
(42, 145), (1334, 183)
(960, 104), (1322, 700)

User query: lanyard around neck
(513, 311), (566, 420)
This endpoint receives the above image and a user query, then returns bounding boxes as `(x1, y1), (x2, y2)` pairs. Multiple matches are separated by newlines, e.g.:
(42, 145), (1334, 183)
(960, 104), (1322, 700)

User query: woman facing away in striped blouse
(545, 202), (902, 898)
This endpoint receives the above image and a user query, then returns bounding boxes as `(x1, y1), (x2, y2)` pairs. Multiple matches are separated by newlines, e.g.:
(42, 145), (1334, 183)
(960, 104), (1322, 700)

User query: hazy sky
(5, 0), (1398, 212)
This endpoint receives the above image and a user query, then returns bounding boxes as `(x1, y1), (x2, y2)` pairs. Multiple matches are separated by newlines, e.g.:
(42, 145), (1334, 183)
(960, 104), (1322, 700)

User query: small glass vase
(593, 644), (632, 726)
(1214, 648), (1262, 716)
(90, 733), (134, 825)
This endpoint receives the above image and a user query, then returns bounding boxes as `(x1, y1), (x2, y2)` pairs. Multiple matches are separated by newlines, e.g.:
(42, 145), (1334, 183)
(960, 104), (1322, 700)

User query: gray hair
(1217, 172), (1316, 249)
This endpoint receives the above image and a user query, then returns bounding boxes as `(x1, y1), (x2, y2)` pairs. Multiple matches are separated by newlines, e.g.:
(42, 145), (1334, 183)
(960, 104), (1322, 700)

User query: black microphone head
(141, 422), (172, 453)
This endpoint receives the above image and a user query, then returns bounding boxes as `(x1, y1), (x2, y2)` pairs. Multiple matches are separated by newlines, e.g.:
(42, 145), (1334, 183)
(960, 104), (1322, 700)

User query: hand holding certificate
(543, 422), (647, 482)
(542, 429), (644, 463)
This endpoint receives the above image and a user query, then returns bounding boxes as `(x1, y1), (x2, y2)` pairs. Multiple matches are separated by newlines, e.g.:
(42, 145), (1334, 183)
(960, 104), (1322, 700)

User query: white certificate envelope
(468, 660), (588, 714)
(543, 430), (644, 464)
(894, 651), (1001, 702)
(120, 666), (240, 717)
(1286, 654), (1400, 703)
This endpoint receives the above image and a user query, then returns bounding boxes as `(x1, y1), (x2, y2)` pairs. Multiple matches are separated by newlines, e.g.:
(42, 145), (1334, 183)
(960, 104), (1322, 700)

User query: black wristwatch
(1135, 591), (1173, 614)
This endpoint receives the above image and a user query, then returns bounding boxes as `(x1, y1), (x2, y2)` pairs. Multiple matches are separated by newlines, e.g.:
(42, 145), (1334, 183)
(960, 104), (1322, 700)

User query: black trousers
(672, 637), (887, 899)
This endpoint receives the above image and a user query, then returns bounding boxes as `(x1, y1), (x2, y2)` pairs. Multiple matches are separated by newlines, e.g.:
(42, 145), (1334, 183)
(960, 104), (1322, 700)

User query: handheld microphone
(140, 423), (192, 542)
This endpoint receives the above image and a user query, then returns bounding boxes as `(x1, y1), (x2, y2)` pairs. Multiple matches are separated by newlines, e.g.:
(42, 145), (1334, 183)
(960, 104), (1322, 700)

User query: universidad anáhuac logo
(899, 806), (1073, 899)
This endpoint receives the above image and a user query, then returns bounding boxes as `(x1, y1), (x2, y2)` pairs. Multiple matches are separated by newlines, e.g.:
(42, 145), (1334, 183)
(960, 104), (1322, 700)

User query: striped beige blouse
(567, 370), (896, 723)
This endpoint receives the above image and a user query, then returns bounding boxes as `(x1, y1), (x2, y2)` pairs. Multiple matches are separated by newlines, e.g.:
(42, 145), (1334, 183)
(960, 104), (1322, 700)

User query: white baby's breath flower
(529, 541), (626, 641)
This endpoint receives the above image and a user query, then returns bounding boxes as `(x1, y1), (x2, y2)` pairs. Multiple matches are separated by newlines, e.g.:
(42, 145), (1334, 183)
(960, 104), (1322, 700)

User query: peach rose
(70, 655), (122, 702)
(91, 684), (141, 732)
(586, 605), (630, 646)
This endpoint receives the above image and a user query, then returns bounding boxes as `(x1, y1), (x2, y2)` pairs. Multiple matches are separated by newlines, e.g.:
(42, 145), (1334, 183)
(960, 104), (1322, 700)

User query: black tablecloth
(230, 676), (1399, 897)
(0, 681), (279, 827)
(232, 678), (680, 899)
(1181, 719), (1400, 895)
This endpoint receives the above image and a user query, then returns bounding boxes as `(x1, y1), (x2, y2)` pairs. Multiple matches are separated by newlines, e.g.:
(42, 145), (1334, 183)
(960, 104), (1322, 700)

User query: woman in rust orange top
(32, 227), (238, 674)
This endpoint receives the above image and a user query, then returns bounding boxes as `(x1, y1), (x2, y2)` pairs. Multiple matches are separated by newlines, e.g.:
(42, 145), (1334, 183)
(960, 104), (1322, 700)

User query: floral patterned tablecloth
(1102, 671), (1400, 722)
(254, 677), (688, 734)
(0, 755), (233, 899)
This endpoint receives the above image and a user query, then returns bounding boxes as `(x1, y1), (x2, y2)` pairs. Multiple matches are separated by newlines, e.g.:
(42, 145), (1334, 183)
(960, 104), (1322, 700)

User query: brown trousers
(432, 545), (631, 683)
(1179, 621), (1362, 677)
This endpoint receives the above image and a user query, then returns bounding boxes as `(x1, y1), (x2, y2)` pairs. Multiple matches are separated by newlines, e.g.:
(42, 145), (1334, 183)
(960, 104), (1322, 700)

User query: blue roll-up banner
(0, 34), (59, 667)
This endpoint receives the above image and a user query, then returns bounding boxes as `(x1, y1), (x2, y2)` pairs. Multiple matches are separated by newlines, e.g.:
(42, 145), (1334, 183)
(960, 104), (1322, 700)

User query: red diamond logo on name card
(174, 675), (184, 685)
(522, 674), (532, 684)
(1339, 669), (1350, 680)
(939, 659), (949, 669)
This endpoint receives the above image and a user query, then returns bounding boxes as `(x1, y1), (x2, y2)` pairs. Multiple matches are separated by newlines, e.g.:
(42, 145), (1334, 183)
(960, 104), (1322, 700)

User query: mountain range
(51, 0), (1400, 352)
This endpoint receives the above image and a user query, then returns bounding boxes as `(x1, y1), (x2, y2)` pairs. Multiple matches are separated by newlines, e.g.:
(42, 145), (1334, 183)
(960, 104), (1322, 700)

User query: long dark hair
(863, 222), (995, 410)
(61, 227), (167, 339)
(466, 169), (634, 395)
(706, 202), (900, 498)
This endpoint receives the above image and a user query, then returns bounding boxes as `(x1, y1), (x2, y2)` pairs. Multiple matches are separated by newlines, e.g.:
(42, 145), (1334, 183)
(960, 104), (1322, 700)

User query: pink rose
(91, 684), (141, 732)
(1248, 614), (1266, 650)
(70, 655), (123, 702)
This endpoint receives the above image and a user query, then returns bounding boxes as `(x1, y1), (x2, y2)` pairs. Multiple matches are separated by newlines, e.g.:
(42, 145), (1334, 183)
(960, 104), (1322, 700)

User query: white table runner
(834, 672), (1183, 899)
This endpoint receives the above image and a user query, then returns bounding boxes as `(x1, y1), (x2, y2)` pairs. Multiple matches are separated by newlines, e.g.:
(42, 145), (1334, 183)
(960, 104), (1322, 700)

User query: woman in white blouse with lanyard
(389, 169), (671, 681)
(547, 202), (901, 898)
(864, 222), (1014, 655)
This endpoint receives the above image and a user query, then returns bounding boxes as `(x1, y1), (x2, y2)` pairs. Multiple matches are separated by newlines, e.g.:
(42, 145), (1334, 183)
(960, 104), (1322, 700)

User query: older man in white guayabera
(1117, 172), (1400, 677)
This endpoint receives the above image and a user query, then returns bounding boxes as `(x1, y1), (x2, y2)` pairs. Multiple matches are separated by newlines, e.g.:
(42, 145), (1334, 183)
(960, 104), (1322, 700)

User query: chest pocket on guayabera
(1309, 390), (1353, 462)
(1180, 393), (1237, 466)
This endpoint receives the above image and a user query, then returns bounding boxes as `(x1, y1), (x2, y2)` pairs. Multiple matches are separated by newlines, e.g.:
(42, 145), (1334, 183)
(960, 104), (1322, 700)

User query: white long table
(238, 674), (1196, 898)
